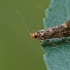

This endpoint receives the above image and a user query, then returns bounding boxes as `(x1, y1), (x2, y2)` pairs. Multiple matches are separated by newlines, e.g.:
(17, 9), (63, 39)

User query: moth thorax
(30, 32), (38, 39)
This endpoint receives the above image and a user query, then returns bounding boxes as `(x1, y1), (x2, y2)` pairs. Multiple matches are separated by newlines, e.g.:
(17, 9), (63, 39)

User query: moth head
(30, 32), (38, 39)
(15, 10), (39, 39)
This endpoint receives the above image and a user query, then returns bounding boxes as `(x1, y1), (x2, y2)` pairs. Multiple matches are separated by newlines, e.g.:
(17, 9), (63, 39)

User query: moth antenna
(15, 9), (30, 33)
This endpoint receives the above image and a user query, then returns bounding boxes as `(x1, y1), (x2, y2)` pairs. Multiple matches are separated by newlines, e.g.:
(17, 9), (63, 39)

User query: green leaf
(42, 0), (70, 70)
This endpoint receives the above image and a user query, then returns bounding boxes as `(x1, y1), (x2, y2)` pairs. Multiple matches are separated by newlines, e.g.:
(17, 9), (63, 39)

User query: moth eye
(34, 35), (37, 38)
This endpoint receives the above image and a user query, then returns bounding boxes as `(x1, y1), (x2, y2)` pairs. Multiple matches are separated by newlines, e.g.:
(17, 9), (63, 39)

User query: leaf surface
(42, 0), (70, 70)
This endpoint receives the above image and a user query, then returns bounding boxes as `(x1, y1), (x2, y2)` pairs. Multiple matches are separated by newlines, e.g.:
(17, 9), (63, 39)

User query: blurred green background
(0, 0), (50, 70)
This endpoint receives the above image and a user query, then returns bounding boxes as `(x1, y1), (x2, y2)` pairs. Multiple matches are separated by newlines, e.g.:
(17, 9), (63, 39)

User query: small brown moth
(15, 9), (70, 45)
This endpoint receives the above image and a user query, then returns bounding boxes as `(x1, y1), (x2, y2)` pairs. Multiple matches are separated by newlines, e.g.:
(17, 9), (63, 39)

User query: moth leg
(66, 40), (70, 42)
(59, 37), (65, 41)
(59, 37), (70, 43)
(46, 39), (59, 47)
(64, 37), (70, 42)
(38, 40), (42, 44)
(37, 37), (42, 44)
(38, 37), (44, 45)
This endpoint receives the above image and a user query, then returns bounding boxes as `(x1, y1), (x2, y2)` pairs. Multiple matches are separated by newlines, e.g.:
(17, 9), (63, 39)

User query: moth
(15, 9), (70, 45)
